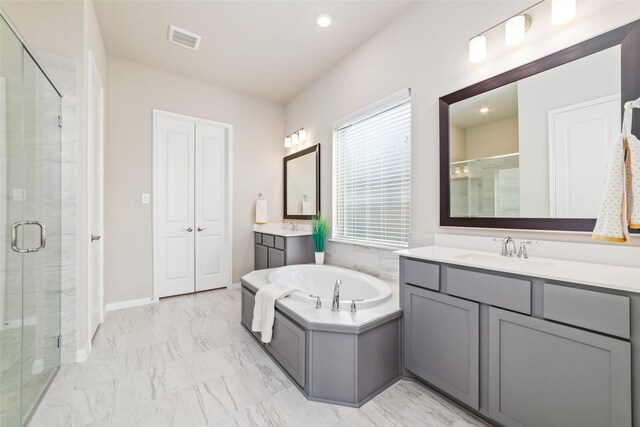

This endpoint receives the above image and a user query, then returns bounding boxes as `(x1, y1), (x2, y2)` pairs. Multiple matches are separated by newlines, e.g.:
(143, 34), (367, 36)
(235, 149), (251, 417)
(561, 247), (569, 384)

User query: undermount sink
(456, 253), (555, 269)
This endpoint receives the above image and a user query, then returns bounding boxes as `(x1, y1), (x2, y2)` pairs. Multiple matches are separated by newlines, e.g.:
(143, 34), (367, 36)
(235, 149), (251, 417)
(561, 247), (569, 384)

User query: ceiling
(94, 0), (415, 103)
(450, 83), (519, 129)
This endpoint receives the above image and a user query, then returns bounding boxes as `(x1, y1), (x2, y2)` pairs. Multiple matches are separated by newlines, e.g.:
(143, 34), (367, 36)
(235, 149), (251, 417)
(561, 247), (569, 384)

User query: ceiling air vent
(167, 25), (201, 51)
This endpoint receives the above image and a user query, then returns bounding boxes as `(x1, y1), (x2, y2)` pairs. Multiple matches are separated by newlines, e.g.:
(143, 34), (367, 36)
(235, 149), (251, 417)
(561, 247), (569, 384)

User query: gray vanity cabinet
(404, 285), (480, 409)
(489, 307), (632, 427)
(254, 232), (314, 270)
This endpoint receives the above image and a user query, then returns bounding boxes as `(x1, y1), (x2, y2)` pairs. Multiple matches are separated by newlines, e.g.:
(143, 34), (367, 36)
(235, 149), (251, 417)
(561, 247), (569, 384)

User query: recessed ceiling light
(316, 14), (334, 28)
(480, 107), (491, 114)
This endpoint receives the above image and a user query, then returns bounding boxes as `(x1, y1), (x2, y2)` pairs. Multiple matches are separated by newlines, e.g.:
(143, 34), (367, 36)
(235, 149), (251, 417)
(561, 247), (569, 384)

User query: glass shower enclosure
(0, 12), (62, 427)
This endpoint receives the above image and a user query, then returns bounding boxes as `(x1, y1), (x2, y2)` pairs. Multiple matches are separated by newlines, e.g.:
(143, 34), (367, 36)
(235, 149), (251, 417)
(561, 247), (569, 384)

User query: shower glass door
(0, 14), (62, 427)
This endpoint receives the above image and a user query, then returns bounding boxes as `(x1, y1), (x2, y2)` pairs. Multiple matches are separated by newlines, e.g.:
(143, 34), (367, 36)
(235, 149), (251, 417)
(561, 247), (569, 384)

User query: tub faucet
(332, 280), (342, 311)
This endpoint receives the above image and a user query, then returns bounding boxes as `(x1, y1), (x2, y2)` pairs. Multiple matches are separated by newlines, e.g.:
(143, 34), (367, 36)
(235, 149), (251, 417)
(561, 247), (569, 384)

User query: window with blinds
(333, 89), (411, 248)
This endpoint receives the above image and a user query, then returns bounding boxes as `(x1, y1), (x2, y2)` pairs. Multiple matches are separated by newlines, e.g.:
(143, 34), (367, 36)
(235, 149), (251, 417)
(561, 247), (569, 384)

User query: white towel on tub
(255, 199), (268, 224)
(252, 282), (300, 343)
(593, 99), (640, 242)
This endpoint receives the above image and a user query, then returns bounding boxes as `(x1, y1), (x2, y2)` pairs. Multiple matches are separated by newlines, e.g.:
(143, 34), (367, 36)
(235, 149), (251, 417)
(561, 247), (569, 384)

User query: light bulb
(298, 129), (306, 142)
(284, 137), (292, 148)
(469, 36), (486, 63)
(291, 133), (299, 145)
(505, 15), (526, 47)
(316, 14), (333, 28)
(552, 0), (576, 26)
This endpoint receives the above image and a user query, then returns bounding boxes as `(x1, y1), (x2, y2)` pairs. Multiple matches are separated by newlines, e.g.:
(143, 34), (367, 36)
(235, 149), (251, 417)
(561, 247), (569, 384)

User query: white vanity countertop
(241, 269), (401, 331)
(253, 223), (312, 237)
(396, 245), (640, 294)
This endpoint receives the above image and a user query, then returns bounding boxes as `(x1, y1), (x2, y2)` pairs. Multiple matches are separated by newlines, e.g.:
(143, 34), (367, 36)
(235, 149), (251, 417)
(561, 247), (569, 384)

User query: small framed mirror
(284, 144), (320, 219)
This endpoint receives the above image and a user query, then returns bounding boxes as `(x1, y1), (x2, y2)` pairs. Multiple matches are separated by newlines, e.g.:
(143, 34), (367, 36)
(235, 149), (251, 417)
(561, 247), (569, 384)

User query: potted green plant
(310, 213), (328, 265)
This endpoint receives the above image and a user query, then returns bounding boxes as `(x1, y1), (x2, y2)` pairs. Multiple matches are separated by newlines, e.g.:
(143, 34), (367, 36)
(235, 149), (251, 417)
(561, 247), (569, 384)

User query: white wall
(105, 56), (284, 305)
(284, 0), (640, 254)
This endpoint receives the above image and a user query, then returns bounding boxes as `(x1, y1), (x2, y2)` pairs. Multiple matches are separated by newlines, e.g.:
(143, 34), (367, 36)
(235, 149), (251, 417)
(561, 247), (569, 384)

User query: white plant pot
(315, 252), (325, 265)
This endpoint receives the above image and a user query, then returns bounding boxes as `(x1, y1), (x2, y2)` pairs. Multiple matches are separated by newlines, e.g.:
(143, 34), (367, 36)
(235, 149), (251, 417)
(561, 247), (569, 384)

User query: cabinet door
(265, 311), (306, 387)
(255, 244), (268, 270)
(403, 285), (480, 409)
(241, 288), (261, 341)
(268, 248), (285, 268)
(489, 307), (631, 427)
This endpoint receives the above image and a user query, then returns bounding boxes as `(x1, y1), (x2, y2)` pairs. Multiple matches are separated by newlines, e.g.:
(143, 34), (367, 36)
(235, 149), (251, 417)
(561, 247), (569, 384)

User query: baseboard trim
(105, 297), (155, 312)
(229, 282), (241, 290)
(76, 340), (91, 363)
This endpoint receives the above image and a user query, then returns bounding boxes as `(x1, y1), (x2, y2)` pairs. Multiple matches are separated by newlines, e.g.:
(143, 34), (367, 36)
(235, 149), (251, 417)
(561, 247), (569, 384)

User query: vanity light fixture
(316, 14), (333, 28)
(552, 0), (576, 26)
(468, 0), (574, 63)
(469, 36), (487, 63)
(283, 128), (306, 148)
(505, 14), (531, 47)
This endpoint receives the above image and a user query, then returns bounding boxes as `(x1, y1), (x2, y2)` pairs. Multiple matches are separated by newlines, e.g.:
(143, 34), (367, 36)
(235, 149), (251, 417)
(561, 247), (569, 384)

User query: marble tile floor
(29, 288), (488, 427)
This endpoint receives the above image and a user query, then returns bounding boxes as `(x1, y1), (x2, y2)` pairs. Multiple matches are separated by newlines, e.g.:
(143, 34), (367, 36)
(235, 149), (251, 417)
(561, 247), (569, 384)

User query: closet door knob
(184, 227), (193, 232)
(197, 227), (207, 232)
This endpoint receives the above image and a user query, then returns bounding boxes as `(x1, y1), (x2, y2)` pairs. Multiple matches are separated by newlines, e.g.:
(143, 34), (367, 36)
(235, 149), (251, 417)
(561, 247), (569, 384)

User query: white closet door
(156, 116), (195, 297)
(548, 95), (620, 217)
(195, 123), (229, 291)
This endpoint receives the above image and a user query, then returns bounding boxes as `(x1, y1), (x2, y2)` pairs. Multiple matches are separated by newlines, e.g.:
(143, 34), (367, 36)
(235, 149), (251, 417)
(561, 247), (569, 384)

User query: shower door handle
(11, 221), (46, 253)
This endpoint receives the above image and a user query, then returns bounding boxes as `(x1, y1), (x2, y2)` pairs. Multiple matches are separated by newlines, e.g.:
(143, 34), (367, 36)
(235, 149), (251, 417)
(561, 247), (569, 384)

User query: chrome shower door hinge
(57, 115), (63, 128)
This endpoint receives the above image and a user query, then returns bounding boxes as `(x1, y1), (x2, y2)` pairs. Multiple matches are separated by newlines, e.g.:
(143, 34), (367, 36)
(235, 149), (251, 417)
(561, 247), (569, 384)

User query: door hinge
(57, 115), (63, 128)
(57, 335), (62, 348)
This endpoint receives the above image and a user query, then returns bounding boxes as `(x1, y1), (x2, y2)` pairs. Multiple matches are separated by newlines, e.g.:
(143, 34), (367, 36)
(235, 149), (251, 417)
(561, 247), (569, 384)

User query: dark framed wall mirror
(284, 144), (320, 220)
(440, 19), (640, 232)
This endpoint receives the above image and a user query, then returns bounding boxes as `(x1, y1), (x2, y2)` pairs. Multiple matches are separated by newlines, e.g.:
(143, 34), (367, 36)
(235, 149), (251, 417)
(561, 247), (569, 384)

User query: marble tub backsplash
(324, 241), (400, 283)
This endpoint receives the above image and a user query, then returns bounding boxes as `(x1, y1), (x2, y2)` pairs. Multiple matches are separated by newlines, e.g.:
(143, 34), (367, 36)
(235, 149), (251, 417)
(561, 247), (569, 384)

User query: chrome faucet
(288, 222), (298, 232)
(500, 237), (517, 257)
(332, 280), (342, 311)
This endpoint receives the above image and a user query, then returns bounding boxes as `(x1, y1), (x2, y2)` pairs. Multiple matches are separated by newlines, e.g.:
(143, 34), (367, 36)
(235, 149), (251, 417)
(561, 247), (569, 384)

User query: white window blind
(333, 89), (411, 248)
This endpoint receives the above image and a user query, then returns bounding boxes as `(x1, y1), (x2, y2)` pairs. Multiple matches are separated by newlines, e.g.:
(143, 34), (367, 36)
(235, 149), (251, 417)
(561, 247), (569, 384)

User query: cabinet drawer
(400, 258), (440, 291)
(266, 311), (306, 387)
(254, 232), (262, 244)
(275, 236), (285, 250)
(447, 267), (531, 314)
(262, 234), (275, 248)
(543, 284), (630, 339)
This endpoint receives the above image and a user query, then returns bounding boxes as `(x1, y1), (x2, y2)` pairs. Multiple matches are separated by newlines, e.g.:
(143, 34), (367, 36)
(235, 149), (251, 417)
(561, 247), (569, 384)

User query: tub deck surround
(240, 267), (402, 407)
(241, 269), (401, 333)
(396, 245), (640, 294)
(253, 222), (313, 237)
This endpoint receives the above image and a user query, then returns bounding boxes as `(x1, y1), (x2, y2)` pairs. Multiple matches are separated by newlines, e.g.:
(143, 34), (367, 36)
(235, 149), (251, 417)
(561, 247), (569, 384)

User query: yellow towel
(593, 100), (640, 242)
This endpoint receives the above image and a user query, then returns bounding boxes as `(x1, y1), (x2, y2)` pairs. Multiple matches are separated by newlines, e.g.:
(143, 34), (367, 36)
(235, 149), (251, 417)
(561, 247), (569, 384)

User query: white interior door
(548, 94), (621, 217)
(88, 53), (104, 338)
(195, 124), (229, 291)
(155, 114), (195, 297)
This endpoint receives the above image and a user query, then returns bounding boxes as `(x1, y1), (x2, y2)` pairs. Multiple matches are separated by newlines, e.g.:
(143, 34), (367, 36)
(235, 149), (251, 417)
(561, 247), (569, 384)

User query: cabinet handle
(184, 227), (193, 232)
(197, 227), (207, 232)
